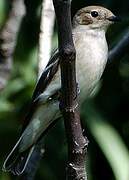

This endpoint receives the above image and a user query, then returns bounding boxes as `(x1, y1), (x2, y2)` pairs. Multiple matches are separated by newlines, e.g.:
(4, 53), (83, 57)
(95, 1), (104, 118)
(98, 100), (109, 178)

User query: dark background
(0, 0), (129, 179)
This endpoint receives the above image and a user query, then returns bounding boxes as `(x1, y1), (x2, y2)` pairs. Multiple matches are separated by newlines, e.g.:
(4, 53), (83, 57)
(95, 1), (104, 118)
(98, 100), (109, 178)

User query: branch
(38, 0), (55, 77)
(52, 0), (88, 179)
(0, 0), (26, 90)
(108, 28), (129, 65)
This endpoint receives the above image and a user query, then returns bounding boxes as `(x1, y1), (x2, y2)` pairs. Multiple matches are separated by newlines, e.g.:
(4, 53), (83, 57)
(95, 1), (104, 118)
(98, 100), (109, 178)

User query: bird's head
(73, 6), (119, 31)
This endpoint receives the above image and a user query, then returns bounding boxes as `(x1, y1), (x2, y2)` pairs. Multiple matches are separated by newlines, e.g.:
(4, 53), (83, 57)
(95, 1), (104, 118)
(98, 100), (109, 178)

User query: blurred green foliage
(0, 0), (129, 179)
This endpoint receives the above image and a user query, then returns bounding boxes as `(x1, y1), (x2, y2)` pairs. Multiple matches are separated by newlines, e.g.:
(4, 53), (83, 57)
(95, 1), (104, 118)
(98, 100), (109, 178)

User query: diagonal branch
(108, 28), (129, 64)
(52, 0), (88, 179)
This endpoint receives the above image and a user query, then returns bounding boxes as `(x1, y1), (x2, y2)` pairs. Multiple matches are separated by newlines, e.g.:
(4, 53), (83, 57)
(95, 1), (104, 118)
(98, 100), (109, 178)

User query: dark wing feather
(2, 142), (40, 175)
(32, 49), (59, 101)
(22, 49), (60, 129)
(2, 50), (60, 175)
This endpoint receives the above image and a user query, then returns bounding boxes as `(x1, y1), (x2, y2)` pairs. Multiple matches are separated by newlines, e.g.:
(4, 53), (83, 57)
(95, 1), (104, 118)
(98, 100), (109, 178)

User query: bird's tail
(2, 136), (36, 176)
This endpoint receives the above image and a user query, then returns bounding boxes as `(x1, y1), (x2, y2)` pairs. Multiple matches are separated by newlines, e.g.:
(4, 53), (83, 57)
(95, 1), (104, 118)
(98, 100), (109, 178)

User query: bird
(3, 5), (119, 175)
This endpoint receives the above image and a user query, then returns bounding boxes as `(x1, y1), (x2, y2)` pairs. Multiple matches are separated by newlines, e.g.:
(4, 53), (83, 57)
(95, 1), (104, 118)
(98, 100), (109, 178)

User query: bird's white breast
(73, 28), (108, 102)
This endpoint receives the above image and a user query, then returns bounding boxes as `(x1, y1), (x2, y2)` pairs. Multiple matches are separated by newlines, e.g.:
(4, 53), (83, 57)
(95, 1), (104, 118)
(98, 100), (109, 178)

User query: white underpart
(73, 25), (108, 102)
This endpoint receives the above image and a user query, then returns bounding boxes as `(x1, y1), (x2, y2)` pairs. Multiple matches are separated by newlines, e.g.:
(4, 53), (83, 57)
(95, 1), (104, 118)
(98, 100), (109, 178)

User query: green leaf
(0, 0), (6, 25)
(0, 78), (26, 98)
(0, 173), (10, 180)
(85, 107), (129, 180)
(0, 99), (13, 112)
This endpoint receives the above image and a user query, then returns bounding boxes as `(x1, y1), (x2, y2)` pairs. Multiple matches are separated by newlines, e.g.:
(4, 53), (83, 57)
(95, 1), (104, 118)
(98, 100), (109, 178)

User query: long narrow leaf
(85, 108), (129, 180)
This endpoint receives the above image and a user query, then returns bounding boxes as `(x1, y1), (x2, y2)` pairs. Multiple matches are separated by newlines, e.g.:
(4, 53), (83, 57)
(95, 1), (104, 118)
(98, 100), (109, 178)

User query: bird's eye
(91, 11), (99, 17)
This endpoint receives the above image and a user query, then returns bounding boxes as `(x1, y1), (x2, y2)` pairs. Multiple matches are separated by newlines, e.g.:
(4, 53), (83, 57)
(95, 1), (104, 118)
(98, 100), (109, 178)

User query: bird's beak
(107, 16), (121, 22)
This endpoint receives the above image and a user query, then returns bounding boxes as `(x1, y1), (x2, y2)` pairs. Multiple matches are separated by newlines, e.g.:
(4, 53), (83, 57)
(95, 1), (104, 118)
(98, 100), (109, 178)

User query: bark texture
(52, 0), (88, 179)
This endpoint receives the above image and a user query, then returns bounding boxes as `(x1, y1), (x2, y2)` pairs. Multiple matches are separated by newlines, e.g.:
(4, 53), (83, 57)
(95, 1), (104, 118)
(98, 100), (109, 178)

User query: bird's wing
(2, 50), (61, 175)
(32, 49), (60, 101)
(23, 49), (60, 129)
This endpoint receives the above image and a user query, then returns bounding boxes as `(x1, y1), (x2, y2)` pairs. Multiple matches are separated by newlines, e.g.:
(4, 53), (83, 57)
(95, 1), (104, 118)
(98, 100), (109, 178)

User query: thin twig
(52, 0), (88, 179)
(108, 28), (129, 64)
(0, 0), (26, 90)
(38, 0), (55, 77)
